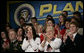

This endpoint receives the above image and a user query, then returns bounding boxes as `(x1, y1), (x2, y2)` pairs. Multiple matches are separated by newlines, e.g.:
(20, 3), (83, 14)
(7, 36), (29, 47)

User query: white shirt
(73, 32), (77, 39)
(38, 33), (42, 36)
(39, 38), (62, 52)
(21, 38), (40, 52)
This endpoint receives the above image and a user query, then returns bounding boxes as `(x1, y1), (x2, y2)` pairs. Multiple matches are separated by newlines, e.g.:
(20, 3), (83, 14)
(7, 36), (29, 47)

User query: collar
(73, 32), (77, 39)
(38, 33), (42, 36)
(11, 39), (16, 43)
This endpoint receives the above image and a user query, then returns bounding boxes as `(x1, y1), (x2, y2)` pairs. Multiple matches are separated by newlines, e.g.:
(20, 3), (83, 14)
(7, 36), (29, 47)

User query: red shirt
(40, 33), (44, 43)
(55, 27), (66, 39)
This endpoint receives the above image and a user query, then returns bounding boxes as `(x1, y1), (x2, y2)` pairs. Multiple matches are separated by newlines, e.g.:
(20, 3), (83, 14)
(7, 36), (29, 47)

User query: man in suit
(60, 22), (83, 52)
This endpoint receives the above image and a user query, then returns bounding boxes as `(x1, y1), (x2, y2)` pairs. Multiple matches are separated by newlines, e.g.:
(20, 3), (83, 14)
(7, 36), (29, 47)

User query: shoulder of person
(76, 33), (83, 37)
(76, 33), (83, 39)
(54, 38), (62, 42)
(23, 38), (27, 41)
(35, 37), (40, 40)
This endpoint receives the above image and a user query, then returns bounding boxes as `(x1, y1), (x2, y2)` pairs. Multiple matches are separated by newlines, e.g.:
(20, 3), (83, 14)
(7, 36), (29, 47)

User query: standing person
(19, 18), (25, 27)
(31, 17), (39, 33)
(60, 22), (83, 52)
(17, 27), (25, 52)
(70, 16), (83, 35)
(21, 23), (40, 52)
(44, 15), (55, 32)
(39, 26), (62, 52)
(46, 15), (53, 19)
(17, 27), (25, 42)
(37, 25), (44, 43)
(62, 11), (68, 18)
(1, 31), (10, 52)
(61, 19), (70, 40)
(54, 14), (67, 39)
(59, 14), (66, 30)
(73, 11), (83, 28)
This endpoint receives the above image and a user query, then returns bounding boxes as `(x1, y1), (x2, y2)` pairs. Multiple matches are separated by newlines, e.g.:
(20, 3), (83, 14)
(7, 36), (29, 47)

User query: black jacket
(60, 33), (83, 52)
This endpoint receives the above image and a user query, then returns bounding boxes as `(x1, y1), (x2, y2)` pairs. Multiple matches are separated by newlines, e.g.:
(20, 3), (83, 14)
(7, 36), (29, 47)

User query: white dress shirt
(73, 32), (77, 39)
(39, 38), (62, 52)
(21, 38), (40, 52)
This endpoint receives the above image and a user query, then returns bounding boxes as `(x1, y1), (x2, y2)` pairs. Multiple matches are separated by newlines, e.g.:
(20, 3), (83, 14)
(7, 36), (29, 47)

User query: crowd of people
(1, 11), (83, 52)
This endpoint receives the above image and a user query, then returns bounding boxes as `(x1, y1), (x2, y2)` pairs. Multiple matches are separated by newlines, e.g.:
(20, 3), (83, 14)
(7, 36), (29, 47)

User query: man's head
(47, 15), (53, 19)
(8, 29), (17, 41)
(73, 11), (81, 19)
(31, 17), (37, 25)
(69, 22), (79, 34)
(62, 11), (68, 17)
(19, 18), (25, 26)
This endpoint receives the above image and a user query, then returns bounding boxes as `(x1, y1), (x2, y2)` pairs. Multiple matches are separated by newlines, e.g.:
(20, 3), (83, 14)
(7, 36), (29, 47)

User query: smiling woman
(21, 23), (40, 52)
(39, 26), (62, 52)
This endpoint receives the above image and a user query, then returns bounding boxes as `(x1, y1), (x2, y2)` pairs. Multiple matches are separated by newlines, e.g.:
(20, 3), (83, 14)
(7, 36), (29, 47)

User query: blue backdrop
(7, 1), (83, 29)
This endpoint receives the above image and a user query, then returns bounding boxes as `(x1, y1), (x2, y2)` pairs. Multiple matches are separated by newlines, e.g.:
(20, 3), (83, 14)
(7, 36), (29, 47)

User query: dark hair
(63, 11), (68, 16)
(19, 17), (25, 21)
(73, 11), (81, 17)
(17, 27), (25, 38)
(47, 15), (53, 19)
(5, 23), (12, 29)
(65, 19), (71, 23)
(31, 17), (37, 21)
(59, 14), (67, 26)
(71, 16), (80, 22)
(60, 14), (67, 19)
(47, 19), (55, 27)
(70, 22), (79, 27)
(26, 23), (39, 40)
(1, 30), (8, 39)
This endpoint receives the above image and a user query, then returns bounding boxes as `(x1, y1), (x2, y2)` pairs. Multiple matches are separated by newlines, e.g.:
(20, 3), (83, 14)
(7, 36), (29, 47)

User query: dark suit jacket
(60, 33), (83, 52)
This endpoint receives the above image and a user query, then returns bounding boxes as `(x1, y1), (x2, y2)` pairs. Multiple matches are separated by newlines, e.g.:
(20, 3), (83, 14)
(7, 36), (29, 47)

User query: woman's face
(17, 28), (23, 36)
(46, 26), (55, 38)
(59, 15), (64, 22)
(37, 25), (43, 33)
(65, 21), (70, 29)
(47, 20), (53, 27)
(26, 26), (33, 37)
(1, 32), (6, 39)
